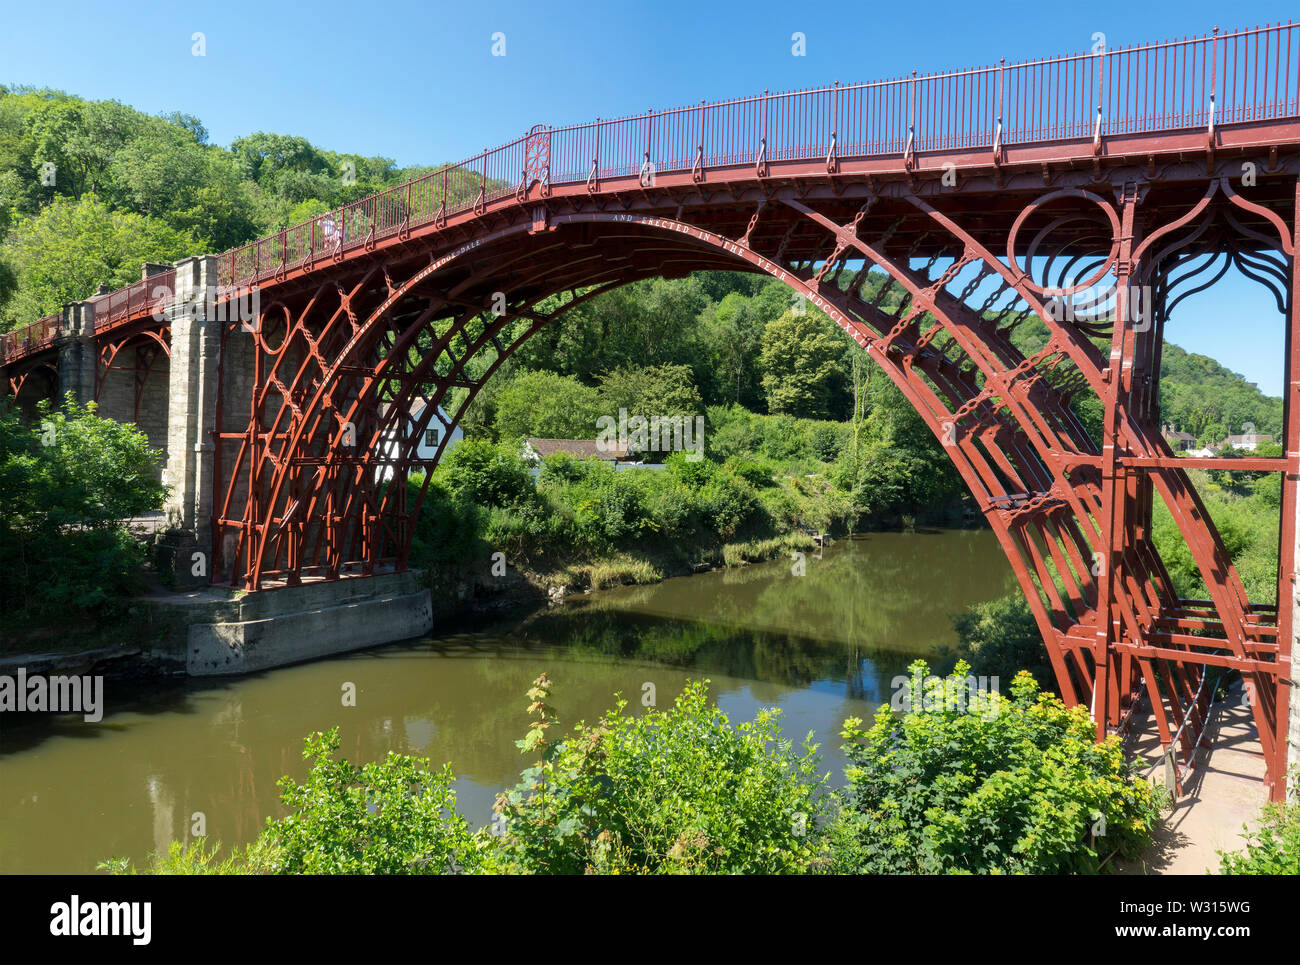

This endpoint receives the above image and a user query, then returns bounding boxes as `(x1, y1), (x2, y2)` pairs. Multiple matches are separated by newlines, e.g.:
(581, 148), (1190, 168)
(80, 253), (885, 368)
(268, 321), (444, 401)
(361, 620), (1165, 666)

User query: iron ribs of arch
(212, 227), (740, 592)
(214, 182), (1291, 797)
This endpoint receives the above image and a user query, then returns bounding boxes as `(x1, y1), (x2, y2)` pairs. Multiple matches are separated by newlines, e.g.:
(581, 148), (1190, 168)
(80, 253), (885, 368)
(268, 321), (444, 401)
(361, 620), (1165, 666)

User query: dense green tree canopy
(2, 194), (196, 323)
(0, 396), (166, 625)
(0, 85), (443, 326)
(492, 370), (602, 440)
(760, 309), (848, 418)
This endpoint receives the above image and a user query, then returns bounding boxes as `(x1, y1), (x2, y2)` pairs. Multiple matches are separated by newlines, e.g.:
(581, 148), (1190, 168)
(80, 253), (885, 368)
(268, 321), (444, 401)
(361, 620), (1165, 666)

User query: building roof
(380, 397), (445, 421)
(524, 438), (629, 460)
(1162, 429), (1196, 442)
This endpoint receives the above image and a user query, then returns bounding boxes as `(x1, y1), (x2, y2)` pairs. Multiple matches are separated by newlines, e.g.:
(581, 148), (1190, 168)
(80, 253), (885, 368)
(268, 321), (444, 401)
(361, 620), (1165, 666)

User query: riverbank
(0, 526), (1015, 873)
(437, 528), (824, 609)
(0, 570), (433, 679)
(0, 494), (970, 678)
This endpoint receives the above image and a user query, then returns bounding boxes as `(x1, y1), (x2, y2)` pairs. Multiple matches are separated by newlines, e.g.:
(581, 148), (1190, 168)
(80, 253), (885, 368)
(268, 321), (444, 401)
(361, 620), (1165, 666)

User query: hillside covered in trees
(0, 85), (438, 326)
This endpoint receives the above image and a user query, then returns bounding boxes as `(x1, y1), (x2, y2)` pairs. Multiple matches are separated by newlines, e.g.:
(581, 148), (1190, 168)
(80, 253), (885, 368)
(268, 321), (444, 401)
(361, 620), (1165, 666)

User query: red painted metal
(2, 22), (1299, 800)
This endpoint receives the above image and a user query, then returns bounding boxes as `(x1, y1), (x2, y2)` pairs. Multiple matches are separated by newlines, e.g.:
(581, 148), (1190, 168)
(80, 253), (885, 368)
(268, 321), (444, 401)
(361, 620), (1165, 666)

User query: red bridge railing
(3, 22), (1297, 365)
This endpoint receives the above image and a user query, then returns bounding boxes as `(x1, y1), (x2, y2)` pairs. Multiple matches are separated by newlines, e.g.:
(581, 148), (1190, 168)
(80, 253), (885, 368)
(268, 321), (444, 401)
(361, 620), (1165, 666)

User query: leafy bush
(433, 438), (533, 509)
(835, 439), (961, 521)
(407, 474), (488, 568)
(705, 405), (763, 461)
(724, 456), (776, 488)
(490, 676), (830, 874)
(808, 421), (845, 461)
(665, 449), (714, 487)
(0, 395), (165, 626)
(265, 727), (484, 875)
(829, 662), (1163, 874)
(1218, 777), (1300, 874)
(697, 470), (758, 539)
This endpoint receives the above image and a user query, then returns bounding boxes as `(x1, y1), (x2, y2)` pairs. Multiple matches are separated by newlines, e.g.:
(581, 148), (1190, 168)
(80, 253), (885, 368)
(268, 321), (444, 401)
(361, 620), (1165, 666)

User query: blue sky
(1, 0), (1293, 394)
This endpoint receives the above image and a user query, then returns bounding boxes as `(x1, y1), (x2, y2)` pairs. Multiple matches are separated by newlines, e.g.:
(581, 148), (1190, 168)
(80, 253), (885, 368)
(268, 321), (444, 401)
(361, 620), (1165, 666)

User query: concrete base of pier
(134, 570), (433, 676)
(183, 571), (432, 675)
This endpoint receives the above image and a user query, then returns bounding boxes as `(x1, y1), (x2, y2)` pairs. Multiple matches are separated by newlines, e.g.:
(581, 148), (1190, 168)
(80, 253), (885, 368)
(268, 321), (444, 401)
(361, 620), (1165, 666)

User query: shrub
(265, 727), (485, 874)
(705, 404), (761, 461)
(665, 449), (714, 487)
(434, 438), (534, 508)
(407, 475), (488, 568)
(536, 451), (593, 485)
(0, 395), (165, 626)
(1218, 777), (1300, 874)
(491, 676), (830, 874)
(829, 662), (1163, 874)
(724, 455), (776, 488)
(698, 470), (758, 539)
(807, 421), (845, 461)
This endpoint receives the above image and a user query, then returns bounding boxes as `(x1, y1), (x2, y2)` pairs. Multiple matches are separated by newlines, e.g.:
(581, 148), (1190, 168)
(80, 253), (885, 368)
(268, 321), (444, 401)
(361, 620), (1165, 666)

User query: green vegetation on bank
(830, 663), (1163, 874)
(104, 666), (1164, 875)
(409, 407), (956, 589)
(0, 395), (164, 632)
(1218, 772), (1300, 874)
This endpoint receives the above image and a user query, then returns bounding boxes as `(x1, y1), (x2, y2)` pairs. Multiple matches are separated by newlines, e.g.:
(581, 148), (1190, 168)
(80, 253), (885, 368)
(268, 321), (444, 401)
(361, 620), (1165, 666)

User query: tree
(0, 396), (165, 623)
(700, 292), (765, 406)
(492, 370), (602, 440)
(760, 309), (845, 418)
(596, 363), (702, 419)
(0, 194), (196, 327)
(230, 131), (329, 186)
(21, 98), (141, 201)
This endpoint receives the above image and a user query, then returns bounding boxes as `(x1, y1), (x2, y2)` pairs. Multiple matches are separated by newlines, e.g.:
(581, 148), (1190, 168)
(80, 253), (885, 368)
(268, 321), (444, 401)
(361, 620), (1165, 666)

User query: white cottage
(377, 398), (462, 481)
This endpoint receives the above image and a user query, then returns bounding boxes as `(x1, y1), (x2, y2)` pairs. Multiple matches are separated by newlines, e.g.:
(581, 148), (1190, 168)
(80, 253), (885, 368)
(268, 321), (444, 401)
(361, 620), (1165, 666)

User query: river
(0, 527), (1012, 873)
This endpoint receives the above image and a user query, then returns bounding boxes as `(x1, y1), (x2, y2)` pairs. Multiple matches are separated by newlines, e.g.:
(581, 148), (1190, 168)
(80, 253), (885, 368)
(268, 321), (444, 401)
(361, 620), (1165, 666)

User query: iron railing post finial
(587, 118), (600, 193)
(993, 58), (1005, 160)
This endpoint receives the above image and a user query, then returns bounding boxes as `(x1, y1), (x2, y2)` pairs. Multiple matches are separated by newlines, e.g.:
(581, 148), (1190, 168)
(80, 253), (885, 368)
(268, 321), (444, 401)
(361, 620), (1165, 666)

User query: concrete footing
(183, 571), (432, 675)
(117, 570), (434, 677)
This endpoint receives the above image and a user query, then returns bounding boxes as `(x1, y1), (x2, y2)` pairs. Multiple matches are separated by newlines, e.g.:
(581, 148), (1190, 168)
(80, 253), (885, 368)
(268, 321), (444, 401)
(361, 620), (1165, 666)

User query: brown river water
(0, 527), (1012, 873)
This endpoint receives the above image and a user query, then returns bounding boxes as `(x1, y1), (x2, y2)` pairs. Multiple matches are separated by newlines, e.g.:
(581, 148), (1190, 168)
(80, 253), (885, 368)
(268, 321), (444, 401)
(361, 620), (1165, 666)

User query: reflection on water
(0, 528), (1012, 873)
